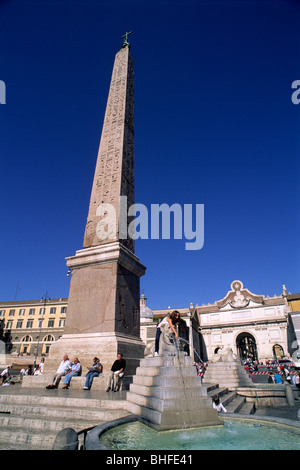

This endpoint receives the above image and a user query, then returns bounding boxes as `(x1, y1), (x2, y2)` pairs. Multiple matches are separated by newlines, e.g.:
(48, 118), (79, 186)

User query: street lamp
(188, 302), (195, 360)
(34, 292), (50, 367)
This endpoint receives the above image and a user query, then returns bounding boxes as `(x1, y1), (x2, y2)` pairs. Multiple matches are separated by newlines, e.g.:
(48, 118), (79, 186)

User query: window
(50, 307), (56, 315)
(59, 319), (65, 327)
(6, 321), (13, 329)
(44, 334), (54, 342)
(38, 319), (44, 328)
(16, 320), (23, 329)
(18, 309), (25, 316)
(48, 319), (55, 328)
(26, 320), (33, 328)
(39, 308), (45, 315)
(9, 309), (15, 316)
(29, 308), (35, 316)
(0, 310), (5, 317)
(22, 335), (32, 342)
(60, 307), (67, 314)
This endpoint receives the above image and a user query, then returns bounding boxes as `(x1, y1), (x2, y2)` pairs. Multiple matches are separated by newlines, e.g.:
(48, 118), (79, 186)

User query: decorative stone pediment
(216, 280), (264, 309)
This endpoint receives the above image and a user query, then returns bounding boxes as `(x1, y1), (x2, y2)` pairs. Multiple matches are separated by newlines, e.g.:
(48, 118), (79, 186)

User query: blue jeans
(64, 371), (79, 385)
(155, 328), (161, 353)
(84, 371), (99, 389)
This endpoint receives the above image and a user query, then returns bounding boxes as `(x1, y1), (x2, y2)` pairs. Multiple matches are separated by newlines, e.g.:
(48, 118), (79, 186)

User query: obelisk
(46, 34), (146, 378)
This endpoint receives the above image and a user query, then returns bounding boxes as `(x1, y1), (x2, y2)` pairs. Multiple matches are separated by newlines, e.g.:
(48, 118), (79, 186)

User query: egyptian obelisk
(46, 34), (146, 377)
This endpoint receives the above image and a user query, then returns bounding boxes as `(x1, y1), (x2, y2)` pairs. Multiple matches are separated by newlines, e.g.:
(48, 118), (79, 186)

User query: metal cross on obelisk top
(122, 30), (133, 47)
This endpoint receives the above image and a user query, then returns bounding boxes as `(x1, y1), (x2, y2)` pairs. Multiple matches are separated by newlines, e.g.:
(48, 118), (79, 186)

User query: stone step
(127, 390), (212, 414)
(207, 386), (229, 398)
(225, 395), (246, 413)
(132, 374), (202, 388)
(139, 355), (193, 368)
(22, 375), (133, 390)
(239, 401), (255, 414)
(0, 428), (59, 450)
(129, 382), (207, 400)
(204, 383), (255, 415)
(0, 393), (127, 410)
(0, 413), (103, 434)
(0, 392), (129, 450)
(126, 400), (221, 430)
(135, 366), (199, 378)
(0, 403), (129, 422)
(204, 383), (219, 393)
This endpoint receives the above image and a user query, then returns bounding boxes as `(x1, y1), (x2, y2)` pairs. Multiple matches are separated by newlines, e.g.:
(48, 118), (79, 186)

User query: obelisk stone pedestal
(45, 243), (146, 376)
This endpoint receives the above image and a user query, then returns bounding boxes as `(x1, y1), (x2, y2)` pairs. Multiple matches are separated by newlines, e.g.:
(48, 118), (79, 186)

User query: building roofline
(0, 298), (68, 307)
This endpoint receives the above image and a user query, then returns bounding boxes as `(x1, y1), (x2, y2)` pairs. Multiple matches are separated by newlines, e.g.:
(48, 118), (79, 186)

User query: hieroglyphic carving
(83, 46), (135, 252)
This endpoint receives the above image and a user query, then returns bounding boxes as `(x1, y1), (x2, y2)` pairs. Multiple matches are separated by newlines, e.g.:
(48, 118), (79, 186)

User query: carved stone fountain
(126, 322), (221, 430)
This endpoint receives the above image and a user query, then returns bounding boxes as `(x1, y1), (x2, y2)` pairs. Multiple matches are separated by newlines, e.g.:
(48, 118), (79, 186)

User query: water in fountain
(100, 418), (300, 450)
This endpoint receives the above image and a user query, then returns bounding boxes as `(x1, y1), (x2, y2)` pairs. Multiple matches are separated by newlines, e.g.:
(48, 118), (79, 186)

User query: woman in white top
(212, 395), (227, 413)
(154, 310), (180, 356)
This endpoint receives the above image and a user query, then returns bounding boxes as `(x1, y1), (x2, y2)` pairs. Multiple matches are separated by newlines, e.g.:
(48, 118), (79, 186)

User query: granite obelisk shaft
(83, 45), (134, 252)
(45, 44), (146, 379)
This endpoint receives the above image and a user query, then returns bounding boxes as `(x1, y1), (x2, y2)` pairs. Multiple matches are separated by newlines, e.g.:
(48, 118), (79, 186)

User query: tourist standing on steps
(154, 310), (180, 356)
(46, 354), (70, 389)
(62, 358), (81, 389)
(83, 357), (102, 390)
(274, 371), (282, 384)
(106, 353), (126, 392)
(294, 371), (300, 396)
(268, 371), (275, 383)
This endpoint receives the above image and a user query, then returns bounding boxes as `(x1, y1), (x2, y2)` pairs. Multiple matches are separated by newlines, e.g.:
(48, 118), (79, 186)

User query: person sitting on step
(106, 353), (126, 392)
(46, 355), (70, 389)
(62, 358), (81, 389)
(83, 357), (103, 390)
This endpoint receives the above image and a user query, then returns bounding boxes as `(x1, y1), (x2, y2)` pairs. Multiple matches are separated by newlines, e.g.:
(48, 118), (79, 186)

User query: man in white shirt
(46, 354), (70, 389)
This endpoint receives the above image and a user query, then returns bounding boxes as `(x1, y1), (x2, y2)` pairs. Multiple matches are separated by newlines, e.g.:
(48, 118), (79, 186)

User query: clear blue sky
(0, 0), (299, 309)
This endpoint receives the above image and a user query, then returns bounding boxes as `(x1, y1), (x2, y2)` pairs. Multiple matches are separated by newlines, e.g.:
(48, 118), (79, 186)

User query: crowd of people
(268, 367), (300, 388)
(44, 353), (126, 391)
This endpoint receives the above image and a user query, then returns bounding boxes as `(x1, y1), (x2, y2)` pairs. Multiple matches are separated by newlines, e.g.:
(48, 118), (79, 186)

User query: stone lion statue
(210, 347), (237, 363)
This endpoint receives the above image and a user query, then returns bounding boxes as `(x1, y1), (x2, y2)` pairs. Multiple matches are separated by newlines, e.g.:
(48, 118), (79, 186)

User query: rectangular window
(6, 321), (13, 329)
(16, 320), (23, 328)
(60, 307), (67, 314)
(29, 308), (35, 316)
(50, 307), (56, 315)
(48, 320), (55, 327)
(38, 319), (43, 328)
(19, 309), (25, 316)
(0, 310), (5, 317)
(59, 319), (65, 327)
(9, 309), (15, 316)
(26, 320), (33, 328)
(39, 308), (45, 315)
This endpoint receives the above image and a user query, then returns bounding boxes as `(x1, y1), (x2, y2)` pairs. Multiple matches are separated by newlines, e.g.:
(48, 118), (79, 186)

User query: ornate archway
(236, 332), (258, 362)
(273, 344), (284, 361)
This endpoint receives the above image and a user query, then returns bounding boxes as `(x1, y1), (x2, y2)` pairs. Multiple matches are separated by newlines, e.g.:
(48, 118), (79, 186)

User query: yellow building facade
(0, 298), (67, 357)
(0, 284), (299, 363)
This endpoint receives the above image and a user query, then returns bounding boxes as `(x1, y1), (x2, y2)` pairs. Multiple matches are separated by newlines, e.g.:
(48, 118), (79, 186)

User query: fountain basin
(85, 414), (300, 450)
